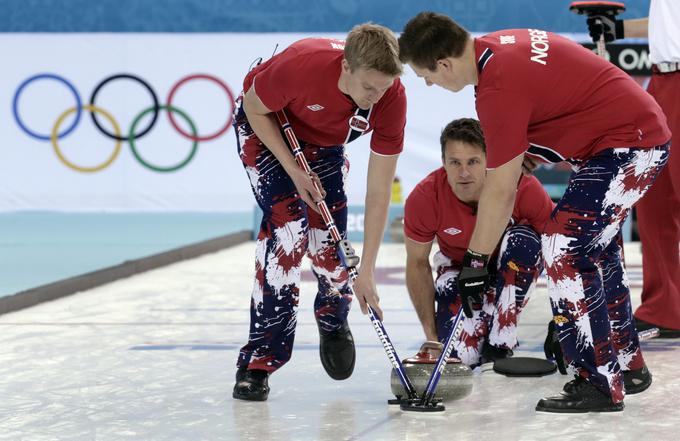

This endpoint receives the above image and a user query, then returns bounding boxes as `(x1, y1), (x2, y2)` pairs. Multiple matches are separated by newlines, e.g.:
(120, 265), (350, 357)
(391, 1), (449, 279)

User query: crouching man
(404, 118), (554, 367)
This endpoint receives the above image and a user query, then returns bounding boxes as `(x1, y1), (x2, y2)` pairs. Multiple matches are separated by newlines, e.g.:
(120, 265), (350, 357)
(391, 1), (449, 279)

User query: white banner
(0, 33), (476, 212)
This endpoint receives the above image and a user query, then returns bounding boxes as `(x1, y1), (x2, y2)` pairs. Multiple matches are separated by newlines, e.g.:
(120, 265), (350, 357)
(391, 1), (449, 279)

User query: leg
(304, 145), (356, 380)
(488, 225), (543, 350)
(636, 74), (680, 332)
(433, 252), (493, 367)
(599, 232), (644, 371)
(541, 146), (668, 408)
(599, 232), (653, 394)
(234, 99), (308, 374)
(306, 146), (352, 332)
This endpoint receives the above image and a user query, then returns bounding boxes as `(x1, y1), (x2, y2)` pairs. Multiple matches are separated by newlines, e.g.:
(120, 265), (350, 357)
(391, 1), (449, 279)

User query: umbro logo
(307, 104), (324, 111)
(444, 227), (462, 236)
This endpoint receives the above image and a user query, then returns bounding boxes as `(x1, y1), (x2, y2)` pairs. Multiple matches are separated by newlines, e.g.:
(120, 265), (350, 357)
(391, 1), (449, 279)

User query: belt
(653, 62), (680, 74)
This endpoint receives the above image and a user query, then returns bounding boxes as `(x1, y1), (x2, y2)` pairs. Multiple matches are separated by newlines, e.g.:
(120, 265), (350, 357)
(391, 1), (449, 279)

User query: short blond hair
(344, 23), (403, 77)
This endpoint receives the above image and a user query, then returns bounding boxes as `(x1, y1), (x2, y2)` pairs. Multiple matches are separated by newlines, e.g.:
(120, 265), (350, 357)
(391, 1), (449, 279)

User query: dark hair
(399, 12), (470, 71)
(440, 118), (486, 157)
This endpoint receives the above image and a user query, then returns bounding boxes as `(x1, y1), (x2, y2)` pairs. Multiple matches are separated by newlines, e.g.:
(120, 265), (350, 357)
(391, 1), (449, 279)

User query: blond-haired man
(233, 23), (406, 401)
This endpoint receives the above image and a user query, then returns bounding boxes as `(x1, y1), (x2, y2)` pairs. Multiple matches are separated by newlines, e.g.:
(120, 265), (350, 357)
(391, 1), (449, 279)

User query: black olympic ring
(89, 73), (160, 142)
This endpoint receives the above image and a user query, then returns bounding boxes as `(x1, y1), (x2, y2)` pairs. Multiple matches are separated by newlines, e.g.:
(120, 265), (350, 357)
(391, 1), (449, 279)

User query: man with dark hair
(404, 118), (553, 366)
(233, 23), (406, 401)
(399, 12), (670, 413)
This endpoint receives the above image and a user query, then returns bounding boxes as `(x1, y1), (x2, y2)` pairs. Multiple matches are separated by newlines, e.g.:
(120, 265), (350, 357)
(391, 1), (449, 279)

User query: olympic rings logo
(12, 73), (236, 173)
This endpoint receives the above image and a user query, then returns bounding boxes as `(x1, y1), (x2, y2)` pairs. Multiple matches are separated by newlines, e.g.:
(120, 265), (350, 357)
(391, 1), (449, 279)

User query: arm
(243, 86), (324, 209)
(405, 237), (438, 341)
(468, 153), (525, 254)
(353, 151), (399, 319)
(458, 153), (525, 317)
(586, 15), (648, 41)
(623, 18), (649, 38)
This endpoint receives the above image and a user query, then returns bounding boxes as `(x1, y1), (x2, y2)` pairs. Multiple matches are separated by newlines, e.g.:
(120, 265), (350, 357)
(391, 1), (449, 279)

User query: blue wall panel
(0, 0), (650, 33)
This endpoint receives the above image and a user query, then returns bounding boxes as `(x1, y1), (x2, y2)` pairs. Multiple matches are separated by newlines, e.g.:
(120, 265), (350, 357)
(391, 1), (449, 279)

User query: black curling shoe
(635, 317), (680, 338)
(480, 341), (514, 364)
(623, 365), (652, 395)
(536, 376), (624, 413)
(318, 320), (356, 380)
(233, 366), (270, 401)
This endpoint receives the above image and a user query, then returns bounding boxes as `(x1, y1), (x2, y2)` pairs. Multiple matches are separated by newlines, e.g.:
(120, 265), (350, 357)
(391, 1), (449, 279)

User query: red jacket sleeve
(370, 81), (406, 155)
(404, 184), (438, 243)
(476, 89), (532, 169)
(250, 46), (302, 112)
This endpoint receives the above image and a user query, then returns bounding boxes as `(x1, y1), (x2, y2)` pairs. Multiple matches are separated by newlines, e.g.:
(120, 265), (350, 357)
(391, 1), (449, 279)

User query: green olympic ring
(129, 105), (198, 173)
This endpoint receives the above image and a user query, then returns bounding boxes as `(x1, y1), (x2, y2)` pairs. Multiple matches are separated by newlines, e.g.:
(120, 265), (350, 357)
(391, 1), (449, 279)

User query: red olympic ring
(166, 74), (236, 142)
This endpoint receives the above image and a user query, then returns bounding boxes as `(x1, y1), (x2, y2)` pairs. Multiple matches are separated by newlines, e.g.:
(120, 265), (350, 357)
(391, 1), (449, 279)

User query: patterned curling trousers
(542, 144), (669, 403)
(233, 98), (353, 373)
(434, 225), (543, 367)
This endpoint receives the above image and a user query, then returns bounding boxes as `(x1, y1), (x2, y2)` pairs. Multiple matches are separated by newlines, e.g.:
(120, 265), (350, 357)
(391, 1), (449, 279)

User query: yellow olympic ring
(51, 105), (123, 173)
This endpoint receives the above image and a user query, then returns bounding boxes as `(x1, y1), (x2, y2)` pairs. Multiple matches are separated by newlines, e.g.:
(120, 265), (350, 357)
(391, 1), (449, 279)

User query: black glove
(586, 14), (624, 43)
(543, 320), (567, 374)
(457, 250), (489, 318)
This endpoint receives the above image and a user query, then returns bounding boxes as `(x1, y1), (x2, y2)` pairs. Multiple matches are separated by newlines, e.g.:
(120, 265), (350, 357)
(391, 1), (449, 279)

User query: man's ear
(341, 59), (352, 74)
(436, 58), (450, 71)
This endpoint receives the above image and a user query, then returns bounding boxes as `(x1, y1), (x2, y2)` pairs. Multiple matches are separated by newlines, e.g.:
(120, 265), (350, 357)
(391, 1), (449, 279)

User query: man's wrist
(463, 249), (489, 269)
(358, 264), (375, 275)
(425, 329), (438, 342)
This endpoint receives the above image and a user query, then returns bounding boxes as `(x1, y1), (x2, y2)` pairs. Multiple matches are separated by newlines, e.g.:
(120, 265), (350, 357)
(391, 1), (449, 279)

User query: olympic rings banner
(0, 33), (478, 212)
(13, 73), (236, 174)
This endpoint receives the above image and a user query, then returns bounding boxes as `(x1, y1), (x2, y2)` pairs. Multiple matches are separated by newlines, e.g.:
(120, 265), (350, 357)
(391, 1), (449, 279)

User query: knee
(265, 197), (307, 229)
(499, 225), (542, 268)
(307, 228), (342, 270)
(435, 270), (460, 299)
(540, 225), (572, 270)
(261, 209), (309, 252)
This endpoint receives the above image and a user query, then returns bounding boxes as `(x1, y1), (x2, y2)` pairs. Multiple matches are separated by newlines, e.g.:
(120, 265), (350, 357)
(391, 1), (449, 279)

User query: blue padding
(0, 0), (651, 33)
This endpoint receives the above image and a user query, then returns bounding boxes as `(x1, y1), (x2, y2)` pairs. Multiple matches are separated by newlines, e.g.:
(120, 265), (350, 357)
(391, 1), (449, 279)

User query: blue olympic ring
(13, 73), (83, 141)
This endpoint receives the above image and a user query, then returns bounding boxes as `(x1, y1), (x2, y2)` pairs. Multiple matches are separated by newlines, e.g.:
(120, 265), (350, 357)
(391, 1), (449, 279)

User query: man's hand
(457, 250), (489, 318)
(586, 14), (624, 43)
(353, 269), (383, 320)
(412, 341), (443, 361)
(290, 168), (326, 213)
